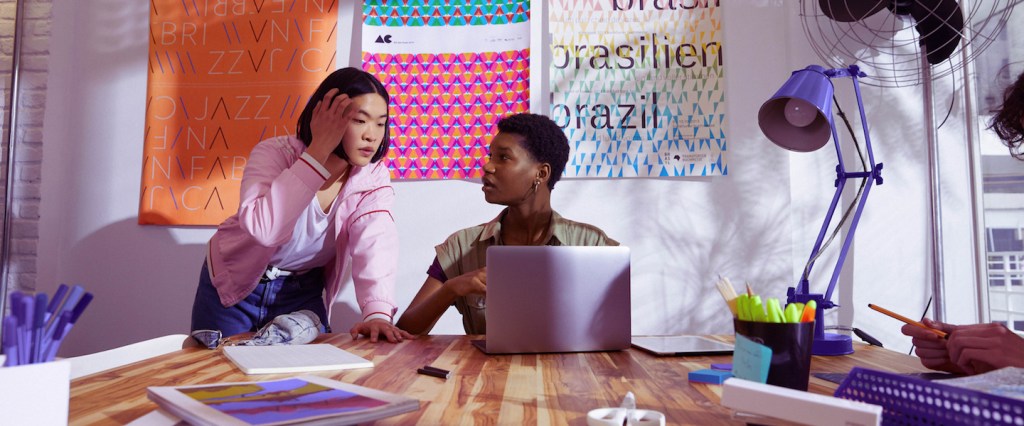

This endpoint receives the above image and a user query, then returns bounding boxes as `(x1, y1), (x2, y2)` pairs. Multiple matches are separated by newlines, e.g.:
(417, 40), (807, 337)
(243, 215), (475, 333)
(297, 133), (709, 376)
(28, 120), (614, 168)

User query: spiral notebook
(222, 344), (373, 375)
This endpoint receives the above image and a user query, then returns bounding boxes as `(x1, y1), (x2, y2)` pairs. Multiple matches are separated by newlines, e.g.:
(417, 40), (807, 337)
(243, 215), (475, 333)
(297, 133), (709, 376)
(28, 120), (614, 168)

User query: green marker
(766, 298), (783, 323)
(784, 303), (800, 323)
(736, 294), (750, 321)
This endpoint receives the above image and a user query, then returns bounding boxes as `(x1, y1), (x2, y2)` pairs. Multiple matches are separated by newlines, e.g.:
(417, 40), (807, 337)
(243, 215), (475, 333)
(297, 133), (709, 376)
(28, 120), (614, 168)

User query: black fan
(802, 0), (1012, 87)
(820, 0), (963, 65)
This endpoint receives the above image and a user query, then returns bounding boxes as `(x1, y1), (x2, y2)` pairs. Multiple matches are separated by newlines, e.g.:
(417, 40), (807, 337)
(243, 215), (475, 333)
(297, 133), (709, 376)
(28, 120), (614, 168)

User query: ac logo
(375, 35), (392, 44)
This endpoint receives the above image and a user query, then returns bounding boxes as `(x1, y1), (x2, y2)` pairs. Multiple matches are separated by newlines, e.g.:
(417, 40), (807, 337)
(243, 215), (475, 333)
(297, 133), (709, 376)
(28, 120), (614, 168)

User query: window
(974, 5), (1024, 331)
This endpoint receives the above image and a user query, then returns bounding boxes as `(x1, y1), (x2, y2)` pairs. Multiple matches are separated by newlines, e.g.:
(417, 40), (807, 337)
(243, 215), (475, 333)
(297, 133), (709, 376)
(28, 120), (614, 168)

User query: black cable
(827, 324), (883, 347)
(936, 61), (956, 130)
(853, 328), (884, 347)
(909, 296), (934, 355)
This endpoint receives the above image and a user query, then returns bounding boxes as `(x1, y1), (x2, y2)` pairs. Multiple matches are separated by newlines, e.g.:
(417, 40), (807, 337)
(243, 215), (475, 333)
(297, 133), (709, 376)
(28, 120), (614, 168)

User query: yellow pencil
(868, 303), (947, 338)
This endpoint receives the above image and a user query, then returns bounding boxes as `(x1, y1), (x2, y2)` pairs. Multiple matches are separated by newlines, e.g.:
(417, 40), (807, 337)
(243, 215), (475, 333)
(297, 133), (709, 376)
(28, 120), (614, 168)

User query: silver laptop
(475, 245), (631, 354)
(631, 335), (734, 356)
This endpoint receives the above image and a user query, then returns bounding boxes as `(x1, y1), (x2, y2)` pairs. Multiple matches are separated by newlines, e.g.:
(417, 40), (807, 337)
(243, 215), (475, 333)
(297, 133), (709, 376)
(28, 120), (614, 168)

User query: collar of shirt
(477, 208), (566, 246)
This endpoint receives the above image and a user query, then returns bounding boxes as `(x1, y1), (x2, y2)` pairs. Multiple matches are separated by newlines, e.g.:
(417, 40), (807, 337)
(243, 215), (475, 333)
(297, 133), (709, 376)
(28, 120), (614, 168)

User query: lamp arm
(798, 89), (860, 294)
(800, 176), (849, 293)
(821, 68), (885, 305)
(851, 72), (880, 178)
(823, 175), (877, 303)
(801, 66), (885, 307)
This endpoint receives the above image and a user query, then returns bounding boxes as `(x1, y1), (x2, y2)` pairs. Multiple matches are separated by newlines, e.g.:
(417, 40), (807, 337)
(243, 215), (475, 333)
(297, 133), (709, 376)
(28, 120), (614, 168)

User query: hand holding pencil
(901, 318), (1024, 376)
(868, 303), (962, 373)
(877, 303), (1024, 376)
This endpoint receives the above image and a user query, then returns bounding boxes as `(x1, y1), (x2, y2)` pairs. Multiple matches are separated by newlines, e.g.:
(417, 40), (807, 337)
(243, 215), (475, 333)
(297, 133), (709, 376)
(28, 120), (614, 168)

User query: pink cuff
(361, 300), (396, 322)
(299, 151), (331, 180)
(363, 312), (392, 323)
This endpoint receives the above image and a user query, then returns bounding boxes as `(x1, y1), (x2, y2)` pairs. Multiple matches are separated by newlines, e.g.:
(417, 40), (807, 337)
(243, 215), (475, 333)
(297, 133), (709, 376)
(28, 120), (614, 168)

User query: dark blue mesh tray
(834, 367), (1024, 426)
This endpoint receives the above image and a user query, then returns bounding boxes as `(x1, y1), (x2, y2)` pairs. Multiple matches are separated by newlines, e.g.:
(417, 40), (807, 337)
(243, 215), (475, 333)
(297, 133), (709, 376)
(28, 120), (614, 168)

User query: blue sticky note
(688, 368), (733, 384)
(710, 363), (732, 371)
(732, 334), (772, 383)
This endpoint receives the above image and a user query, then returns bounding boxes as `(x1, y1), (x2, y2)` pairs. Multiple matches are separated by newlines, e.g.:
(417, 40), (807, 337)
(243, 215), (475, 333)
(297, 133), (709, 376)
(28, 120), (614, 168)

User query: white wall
(38, 1), (976, 357)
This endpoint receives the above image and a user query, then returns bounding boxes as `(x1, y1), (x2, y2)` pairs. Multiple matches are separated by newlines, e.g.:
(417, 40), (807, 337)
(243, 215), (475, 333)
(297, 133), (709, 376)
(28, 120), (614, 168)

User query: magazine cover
(147, 375), (419, 426)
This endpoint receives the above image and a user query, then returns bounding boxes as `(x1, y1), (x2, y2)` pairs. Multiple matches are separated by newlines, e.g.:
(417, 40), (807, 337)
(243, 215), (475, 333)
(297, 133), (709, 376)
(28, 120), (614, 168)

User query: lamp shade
(758, 65), (835, 152)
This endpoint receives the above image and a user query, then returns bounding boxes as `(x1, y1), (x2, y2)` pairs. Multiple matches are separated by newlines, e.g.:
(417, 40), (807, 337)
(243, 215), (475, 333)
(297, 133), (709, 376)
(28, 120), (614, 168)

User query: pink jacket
(206, 136), (398, 321)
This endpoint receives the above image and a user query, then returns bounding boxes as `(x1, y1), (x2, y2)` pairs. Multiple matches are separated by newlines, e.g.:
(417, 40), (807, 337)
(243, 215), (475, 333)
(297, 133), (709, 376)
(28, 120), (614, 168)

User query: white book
(721, 378), (882, 426)
(222, 344), (373, 375)
(125, 409), (181, 426)
(147, 375), (419, 426)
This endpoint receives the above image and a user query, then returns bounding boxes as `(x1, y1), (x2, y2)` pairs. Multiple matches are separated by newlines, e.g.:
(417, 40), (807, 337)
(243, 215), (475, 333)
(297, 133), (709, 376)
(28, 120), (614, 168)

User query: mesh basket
(834, 367), (1024, 426)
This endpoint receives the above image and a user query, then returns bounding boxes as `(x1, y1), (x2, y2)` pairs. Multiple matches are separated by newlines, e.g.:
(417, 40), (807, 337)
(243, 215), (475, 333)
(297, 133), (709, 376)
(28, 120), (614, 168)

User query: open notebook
(222, 344), (372, 375)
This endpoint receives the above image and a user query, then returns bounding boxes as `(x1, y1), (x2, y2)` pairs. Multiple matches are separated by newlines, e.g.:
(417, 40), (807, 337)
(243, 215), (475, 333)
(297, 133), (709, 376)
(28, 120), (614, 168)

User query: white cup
(587, 408), (666, 426)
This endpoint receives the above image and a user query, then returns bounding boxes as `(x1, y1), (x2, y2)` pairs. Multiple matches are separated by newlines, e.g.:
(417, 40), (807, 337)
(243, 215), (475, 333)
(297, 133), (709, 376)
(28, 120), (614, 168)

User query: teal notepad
(731, 334), (772, 384)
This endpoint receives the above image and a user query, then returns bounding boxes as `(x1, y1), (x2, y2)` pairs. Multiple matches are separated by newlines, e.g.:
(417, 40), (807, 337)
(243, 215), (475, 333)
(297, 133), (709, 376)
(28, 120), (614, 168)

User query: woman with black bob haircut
(397, 113), (619, 335)
(990, 69), (1024, 160)
(297, 67), (391, 163)
(191, 67), (413, 344)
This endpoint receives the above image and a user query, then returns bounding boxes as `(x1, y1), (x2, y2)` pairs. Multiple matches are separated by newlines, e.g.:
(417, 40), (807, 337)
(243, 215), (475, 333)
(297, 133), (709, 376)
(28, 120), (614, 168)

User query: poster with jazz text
(551, 0), (726, 177)
(140, 1), (337, 225)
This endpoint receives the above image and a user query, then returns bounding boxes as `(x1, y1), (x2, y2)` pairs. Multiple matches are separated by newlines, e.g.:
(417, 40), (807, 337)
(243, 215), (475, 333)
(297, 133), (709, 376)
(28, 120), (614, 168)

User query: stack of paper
(222, 344), (373, 375)
(721, 378), (882, 426)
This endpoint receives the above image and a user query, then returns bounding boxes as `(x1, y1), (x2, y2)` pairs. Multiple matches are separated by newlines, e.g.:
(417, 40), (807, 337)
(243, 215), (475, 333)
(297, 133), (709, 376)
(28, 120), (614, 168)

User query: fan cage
(800, 0), (1015, 88)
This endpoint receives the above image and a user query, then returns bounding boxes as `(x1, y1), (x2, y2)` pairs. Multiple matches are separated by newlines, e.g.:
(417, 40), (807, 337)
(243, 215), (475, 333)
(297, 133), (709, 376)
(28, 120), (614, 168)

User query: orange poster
(140, 1), (337, 225)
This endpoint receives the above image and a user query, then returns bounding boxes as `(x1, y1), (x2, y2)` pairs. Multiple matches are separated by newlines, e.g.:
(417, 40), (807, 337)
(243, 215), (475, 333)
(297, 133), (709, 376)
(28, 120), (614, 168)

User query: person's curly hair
(990, 70), (1024, 160)
(496, 113), (570, 190)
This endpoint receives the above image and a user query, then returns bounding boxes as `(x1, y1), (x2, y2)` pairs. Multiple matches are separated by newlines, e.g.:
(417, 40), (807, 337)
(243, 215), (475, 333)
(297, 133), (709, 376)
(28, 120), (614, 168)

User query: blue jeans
(190, 261), (331, 337)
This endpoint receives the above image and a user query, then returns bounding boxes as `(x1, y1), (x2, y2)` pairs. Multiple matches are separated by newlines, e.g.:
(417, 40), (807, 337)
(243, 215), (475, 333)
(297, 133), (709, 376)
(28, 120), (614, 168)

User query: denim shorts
(190, 260), (331, 337)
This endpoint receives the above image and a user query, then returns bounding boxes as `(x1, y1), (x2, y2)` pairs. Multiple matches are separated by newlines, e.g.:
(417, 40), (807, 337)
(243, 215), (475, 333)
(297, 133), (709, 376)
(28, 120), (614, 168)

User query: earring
(533, 180), (540, 190)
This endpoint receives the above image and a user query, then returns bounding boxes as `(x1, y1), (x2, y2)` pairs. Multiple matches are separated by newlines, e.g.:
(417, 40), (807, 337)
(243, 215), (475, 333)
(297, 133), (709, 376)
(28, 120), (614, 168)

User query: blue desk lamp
(757, 64), (883, 356)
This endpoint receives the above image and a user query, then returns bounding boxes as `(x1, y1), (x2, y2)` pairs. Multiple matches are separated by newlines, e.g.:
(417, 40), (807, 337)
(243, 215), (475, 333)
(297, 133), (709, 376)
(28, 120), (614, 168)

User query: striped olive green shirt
(434, 209), (619, 334)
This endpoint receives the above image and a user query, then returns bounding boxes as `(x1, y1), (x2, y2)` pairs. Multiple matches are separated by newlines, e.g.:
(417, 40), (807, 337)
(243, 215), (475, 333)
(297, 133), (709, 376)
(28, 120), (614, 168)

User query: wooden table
(69, 335), (930, 425)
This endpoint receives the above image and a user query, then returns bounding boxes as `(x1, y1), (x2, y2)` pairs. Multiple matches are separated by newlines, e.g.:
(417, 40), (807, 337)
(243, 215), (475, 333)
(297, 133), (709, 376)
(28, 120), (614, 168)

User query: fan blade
(910, 0), (964, 64)
(819, 0), (887, 22)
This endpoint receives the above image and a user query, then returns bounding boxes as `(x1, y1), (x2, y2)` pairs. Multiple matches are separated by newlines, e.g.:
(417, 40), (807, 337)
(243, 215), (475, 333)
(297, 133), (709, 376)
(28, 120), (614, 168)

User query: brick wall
(1, 0), (51, 301)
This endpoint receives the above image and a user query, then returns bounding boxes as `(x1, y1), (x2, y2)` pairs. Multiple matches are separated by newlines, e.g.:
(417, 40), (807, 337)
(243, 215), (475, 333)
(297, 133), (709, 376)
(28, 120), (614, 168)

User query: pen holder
(734, 319), (815, 391)
(0, 359), (70, 425)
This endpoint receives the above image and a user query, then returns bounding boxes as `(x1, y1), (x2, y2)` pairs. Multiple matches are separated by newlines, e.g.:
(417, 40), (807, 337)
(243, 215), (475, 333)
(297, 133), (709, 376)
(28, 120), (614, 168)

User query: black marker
(417, 366), (450, 379)
(422, 365), (449, 374)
